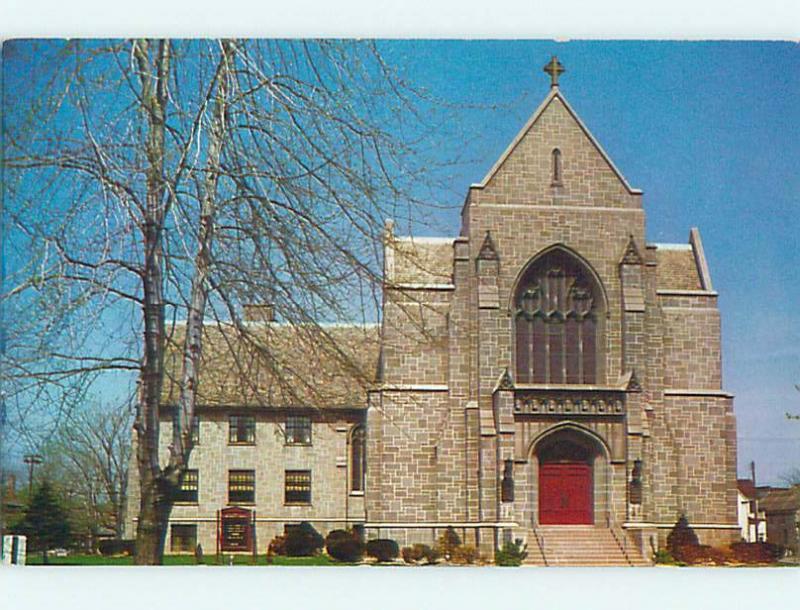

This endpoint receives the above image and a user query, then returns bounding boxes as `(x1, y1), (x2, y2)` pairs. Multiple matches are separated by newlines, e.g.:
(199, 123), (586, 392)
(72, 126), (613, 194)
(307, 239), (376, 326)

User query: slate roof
(652, 245), (703, 291)
(386, 236), (454, 285)
(161, 322), (380, 409)
(760, 487), (800, 513)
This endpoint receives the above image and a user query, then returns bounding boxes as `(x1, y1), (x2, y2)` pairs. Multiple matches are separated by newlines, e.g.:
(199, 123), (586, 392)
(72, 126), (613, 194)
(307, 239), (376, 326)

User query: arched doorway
(536, 428), (604, 525)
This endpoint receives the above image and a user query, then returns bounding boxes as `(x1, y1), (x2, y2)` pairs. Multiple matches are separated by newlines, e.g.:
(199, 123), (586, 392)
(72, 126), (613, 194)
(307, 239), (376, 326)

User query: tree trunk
(134, 471), (172, 565)
(132, 38), (172, 566)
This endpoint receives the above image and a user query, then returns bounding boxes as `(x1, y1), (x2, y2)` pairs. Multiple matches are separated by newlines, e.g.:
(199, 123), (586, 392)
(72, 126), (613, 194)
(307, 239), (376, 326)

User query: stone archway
(533, 426), (610, 526)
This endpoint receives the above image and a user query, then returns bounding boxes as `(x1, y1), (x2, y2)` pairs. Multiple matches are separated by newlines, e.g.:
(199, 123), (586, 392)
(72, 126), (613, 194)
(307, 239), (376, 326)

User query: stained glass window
(515, 249), (601, 385)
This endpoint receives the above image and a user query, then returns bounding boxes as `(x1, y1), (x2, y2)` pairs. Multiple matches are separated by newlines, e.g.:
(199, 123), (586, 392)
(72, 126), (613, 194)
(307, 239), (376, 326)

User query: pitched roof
(472, 88), (642, 195)
(652, 244), (703, 291)
(760, 487), (800, 513)
(385, 236), (454, 285)
(737, 478), (757, 498)
(161, 322), (380, 409)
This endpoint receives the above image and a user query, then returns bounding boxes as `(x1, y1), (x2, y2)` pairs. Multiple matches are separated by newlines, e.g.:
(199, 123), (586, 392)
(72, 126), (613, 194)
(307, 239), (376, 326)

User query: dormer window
(551, 148), (563, 186)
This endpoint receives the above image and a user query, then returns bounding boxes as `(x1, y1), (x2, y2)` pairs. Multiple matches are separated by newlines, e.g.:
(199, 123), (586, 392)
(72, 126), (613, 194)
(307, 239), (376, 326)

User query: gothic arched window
(350, 426), (366, 492)
(514, 249), (602, 385)
(551, 148), (563, 185)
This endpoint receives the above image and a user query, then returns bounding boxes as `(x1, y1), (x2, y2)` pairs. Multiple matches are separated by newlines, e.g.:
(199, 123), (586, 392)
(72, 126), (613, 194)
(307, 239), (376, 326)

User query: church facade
(126, 58), (739, 564)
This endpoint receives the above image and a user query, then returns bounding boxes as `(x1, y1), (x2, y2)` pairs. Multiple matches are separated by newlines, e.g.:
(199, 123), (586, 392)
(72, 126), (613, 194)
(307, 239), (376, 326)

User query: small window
(174, 469), (199, 504)
(170, 524), (197, 553)
(286, 416), (312, 445)
(229, 415), (255, 445)
(285, 470), (311, 505)
(552, 148), (563, 185)
(229, 470), (255, 504)
(350, 426), (366, 493)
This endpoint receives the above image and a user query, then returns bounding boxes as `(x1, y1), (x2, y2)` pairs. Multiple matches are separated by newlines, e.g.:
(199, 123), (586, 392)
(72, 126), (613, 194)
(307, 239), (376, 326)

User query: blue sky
(2, 40), (799, 485)
(377, 40), (800, 485)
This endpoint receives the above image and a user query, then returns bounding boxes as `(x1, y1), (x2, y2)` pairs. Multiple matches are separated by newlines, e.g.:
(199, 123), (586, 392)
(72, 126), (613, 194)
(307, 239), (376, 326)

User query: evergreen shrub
(365, 538), (399, 562)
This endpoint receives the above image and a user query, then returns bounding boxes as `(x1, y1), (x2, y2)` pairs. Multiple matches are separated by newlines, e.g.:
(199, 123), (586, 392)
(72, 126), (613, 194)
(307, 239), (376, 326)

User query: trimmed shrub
(435, 527), (462, 561)
(327, 537), (365, 563)
(98, 539), (135, 556)
(325, 529), (356, 547)
(366, 538), (399, 562)
(494, 539), (528, 566)
(267, 534), (287, 556)
(284, 522), (324, 557)
(451, 544), (479, 565)
(401, 543), (440, 565)
(729, 542), (783, 564)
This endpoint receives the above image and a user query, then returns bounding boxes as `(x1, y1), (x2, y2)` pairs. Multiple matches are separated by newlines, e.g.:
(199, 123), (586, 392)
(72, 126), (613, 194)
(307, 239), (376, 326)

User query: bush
(325, 529), (357, 546)
(435, 527), (462, 561)
(366, 538), (399, 562)
(674, 544), (730, 566)
(495, 539), (528, 566)
(652, 548), (677, 564)
(666, 514), (699, 556)
(729, 542), (783, 564)
(267, 534), (287, 556)
(401, 543), (440, 565)
(284, 522), (324, 557)
(451, 544), (479, 565)
(327, 537), (365, 563)
(98, 539), (135, 556)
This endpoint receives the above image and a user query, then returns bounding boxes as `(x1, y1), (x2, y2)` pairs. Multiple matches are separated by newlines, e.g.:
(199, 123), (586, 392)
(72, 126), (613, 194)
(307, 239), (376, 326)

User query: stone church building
(126, 58), (739, 565)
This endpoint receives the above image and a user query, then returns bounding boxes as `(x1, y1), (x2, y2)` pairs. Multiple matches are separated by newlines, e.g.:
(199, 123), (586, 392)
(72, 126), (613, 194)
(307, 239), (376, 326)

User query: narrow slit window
(351, 426), (366, 493)
(552, 148), (563, 185)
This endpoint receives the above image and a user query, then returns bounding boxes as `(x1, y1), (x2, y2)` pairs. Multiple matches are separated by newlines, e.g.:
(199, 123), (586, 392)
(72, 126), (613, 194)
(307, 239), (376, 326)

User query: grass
(26, 553), (343, 567)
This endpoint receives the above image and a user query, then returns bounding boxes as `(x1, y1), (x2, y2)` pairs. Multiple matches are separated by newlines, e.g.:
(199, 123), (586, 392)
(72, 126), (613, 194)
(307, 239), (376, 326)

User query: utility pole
(23, 454), (43, 497)
(750, 460), (761, 542)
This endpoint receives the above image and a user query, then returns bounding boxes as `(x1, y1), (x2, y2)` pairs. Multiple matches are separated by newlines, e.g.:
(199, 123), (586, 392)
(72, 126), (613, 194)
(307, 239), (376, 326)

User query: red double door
(539, 462), (593, 525)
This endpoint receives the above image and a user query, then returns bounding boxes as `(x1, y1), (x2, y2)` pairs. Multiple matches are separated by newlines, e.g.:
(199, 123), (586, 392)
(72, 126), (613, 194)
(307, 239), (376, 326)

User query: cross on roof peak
(543, 55), (565, 88)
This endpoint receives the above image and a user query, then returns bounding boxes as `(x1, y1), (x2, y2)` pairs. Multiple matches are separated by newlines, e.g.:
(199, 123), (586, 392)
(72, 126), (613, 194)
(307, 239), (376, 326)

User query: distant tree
(16, 480), (72, 563)
(786, 384), (800, 421)
(39, 400), (132, 550)
(781, 468), (800, 487)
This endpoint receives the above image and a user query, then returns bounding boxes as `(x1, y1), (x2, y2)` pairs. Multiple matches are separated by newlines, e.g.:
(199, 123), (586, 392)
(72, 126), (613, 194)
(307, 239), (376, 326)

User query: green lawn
(26, 553), (342, 566)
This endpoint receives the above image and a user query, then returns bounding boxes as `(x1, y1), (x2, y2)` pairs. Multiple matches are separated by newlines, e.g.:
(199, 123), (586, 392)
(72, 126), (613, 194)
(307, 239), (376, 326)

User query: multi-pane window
(229, 415), (255, 445)
(350, 426), (366, 493)
(171, 413), (200, 444)
(285, 470), (312, 504)
(170, 524), (197, 553)
(174, 469), (199, 504)
(515, 249), (600, 385)
(228, 470), (255, 504)
(285, 415), (312, 445)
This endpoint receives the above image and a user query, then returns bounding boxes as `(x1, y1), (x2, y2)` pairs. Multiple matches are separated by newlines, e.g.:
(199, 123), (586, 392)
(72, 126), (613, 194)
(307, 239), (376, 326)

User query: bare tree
(2, 39), (445, 563)
(39, 399), (132, 548)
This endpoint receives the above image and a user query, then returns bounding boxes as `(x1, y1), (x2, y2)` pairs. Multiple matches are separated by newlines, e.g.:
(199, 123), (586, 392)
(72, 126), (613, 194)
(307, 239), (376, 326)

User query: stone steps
(525, 526), (651, 567)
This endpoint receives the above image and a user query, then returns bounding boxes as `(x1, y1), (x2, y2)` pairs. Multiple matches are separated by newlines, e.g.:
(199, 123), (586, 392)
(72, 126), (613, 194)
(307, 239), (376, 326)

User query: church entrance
(537, 434), (594, 525)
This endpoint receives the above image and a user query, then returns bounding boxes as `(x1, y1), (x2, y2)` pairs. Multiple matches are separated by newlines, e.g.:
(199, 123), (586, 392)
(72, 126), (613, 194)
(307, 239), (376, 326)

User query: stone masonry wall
(125, 408), (364, 553)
